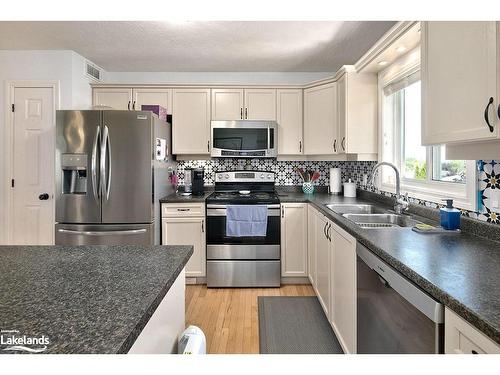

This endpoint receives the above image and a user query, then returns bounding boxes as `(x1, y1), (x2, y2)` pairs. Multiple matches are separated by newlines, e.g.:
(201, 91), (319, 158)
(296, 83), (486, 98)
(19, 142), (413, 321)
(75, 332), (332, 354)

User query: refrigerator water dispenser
(62, 154), (87, 194)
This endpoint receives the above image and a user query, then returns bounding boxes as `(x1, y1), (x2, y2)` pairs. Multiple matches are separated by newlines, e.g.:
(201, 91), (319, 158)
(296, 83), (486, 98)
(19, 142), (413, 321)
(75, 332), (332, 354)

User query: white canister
(343, 179), (357, 197)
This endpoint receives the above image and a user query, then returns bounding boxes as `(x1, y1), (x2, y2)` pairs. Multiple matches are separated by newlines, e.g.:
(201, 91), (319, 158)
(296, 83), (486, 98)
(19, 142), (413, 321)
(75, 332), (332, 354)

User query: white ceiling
(0, 21), (396, 72)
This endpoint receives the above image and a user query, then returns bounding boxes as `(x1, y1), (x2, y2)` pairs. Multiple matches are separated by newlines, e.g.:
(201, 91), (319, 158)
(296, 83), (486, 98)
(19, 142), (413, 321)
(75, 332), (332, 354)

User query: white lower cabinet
(280, 203), (308, 277)
(330, 223), (357, 354)
(315, 213), (331, 317)
(307, 205), (318, 289)
(161, 203), (206, 278)
(445, 307), (500, 354)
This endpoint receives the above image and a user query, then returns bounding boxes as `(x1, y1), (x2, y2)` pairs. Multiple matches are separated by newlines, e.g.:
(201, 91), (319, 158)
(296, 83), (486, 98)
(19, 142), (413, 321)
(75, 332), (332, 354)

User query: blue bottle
(440, 199), (461, 230)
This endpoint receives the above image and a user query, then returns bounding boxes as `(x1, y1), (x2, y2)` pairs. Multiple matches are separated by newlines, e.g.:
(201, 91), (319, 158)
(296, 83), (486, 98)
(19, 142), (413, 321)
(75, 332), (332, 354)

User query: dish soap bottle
(440, 199), (460, 230)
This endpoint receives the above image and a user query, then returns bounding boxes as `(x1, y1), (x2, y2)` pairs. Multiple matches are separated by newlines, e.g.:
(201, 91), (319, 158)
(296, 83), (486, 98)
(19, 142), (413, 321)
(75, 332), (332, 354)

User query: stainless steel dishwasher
(357, 243), (444, 353)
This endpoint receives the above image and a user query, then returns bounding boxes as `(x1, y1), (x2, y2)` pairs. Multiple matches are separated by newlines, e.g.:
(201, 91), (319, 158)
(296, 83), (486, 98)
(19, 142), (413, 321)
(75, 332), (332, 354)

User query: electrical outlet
(490, 190), (500, 212)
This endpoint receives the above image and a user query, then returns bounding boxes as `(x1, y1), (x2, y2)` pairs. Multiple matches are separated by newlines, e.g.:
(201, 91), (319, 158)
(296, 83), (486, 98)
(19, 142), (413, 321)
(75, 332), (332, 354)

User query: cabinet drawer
(162, 203), (205, 218)
(445, 308), (500, 354)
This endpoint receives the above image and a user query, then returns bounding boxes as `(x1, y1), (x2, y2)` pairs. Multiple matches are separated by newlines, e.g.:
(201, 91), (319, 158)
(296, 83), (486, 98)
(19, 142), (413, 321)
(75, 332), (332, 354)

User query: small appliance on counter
(329, 167), (342, 195)
(343, 179), (357, 197)
(191, 168), (205, 195)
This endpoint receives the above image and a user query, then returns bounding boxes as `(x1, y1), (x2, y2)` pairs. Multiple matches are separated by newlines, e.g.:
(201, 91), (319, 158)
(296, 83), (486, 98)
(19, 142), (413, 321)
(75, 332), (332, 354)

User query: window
(380, 66), (476, 211)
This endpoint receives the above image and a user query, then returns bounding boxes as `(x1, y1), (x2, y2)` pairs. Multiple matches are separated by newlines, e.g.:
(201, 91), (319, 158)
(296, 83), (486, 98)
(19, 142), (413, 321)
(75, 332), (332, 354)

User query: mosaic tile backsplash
(176, 159), (377, 186)
(176, 159), (500, 224)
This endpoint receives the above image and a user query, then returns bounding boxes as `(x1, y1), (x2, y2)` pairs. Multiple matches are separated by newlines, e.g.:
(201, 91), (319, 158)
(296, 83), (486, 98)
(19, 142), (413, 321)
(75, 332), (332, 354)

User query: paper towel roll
(329, 168), (342, 195)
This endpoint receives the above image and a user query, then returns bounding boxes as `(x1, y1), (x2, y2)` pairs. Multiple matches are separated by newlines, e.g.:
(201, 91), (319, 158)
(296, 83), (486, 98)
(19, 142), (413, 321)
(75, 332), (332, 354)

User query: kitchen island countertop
(0, 245), (192, 354)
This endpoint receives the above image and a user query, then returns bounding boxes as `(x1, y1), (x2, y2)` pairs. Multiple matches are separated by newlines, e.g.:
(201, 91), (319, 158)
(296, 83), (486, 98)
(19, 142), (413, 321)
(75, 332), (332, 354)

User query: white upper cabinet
(337, 71), (378, 155)
(244, 89), (276, 120)
(277, 89), (303, 155)
(93, 88), (133, 110)
(304, 82), (338, 155)
(133, 88), (173, 114)
(422, 22), (499, 145)
(211, 89), (244, 120)
(211, 88), (276, 120)
(172, 88), (211, 155)
(280, 203), (308, 277)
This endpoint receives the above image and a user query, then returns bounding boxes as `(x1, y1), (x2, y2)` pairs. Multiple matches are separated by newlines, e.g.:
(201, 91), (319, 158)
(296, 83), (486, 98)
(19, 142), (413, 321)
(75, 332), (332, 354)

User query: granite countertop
(277, 189), (500, 345)
(0, 245), (193, 354)
(160, 189), (213, 203)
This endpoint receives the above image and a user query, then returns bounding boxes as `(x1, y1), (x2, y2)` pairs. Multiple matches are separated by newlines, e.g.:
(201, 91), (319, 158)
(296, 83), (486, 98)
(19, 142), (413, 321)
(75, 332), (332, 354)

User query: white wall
(0, 50), (97, 243)
(103, 71), (333, 85)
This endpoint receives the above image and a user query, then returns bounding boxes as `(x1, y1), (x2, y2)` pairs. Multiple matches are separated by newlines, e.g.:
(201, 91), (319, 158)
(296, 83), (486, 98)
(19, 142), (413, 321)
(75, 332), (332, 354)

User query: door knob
(39, 193), (49, 200)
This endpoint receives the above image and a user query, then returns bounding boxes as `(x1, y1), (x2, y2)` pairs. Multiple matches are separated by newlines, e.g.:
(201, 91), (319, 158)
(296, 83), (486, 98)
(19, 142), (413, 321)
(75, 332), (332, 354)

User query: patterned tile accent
(176, 158), (500, 224)
(176, 159), (376, 187)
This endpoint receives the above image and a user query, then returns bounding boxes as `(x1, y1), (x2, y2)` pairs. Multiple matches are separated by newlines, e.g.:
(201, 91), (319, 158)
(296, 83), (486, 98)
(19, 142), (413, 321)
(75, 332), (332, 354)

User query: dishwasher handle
(357, 243), (444, 324)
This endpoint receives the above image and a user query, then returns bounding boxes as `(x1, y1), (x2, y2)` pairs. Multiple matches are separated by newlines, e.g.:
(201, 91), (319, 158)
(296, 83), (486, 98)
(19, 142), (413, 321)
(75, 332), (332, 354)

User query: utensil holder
(302, 182), (314, 194)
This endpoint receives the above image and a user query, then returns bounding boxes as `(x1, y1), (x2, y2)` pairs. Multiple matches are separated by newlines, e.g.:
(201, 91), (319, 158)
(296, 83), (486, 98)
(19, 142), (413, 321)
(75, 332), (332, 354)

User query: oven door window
(207, 215), (280, 245)
(213, 128), (268, 150)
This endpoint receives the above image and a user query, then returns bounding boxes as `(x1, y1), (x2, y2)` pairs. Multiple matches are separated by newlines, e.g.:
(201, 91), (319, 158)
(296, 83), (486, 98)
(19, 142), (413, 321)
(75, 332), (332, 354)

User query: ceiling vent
(85, 61), (102, 82)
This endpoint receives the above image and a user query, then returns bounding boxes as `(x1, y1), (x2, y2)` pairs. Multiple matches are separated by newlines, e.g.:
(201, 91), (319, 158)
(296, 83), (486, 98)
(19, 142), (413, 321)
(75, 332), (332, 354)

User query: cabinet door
(172, 88), (211, 154)
(315, 215), (331, 317)
(337, 75), (347, 154)
(307, 205), (317, 288)
(163, 217), (206, 277)
(244, 89), (276, 120)
(93, 88), (133, 110)
(445, 307), (500, 354)
(211, 89), (244, 120)
(331, 224), (357, 353)
(277, 89), (303, 155)
(304, 83), (338, 154)
(133, 88), (173, 114)
(422, 22), (498, 145)
(281, 203), (308, 277)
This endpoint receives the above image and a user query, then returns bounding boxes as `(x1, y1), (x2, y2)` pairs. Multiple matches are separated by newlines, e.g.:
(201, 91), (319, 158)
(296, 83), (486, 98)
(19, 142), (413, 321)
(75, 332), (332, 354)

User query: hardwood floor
(185, 284), (316, 354)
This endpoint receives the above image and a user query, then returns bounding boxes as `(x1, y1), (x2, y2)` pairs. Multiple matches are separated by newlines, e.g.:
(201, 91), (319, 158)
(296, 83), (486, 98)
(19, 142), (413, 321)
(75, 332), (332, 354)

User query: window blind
(383, 70), (421, 96)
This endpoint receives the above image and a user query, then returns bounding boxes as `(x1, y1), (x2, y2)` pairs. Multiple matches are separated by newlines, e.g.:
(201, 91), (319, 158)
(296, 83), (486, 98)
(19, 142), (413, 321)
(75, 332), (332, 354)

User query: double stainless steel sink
(326, 203), (422, 229)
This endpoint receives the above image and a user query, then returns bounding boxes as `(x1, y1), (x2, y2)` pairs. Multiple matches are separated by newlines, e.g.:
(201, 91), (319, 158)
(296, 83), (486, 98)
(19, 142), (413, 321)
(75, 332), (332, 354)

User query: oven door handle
(207, 207), (281, 217)
(206, 204), (280, 209)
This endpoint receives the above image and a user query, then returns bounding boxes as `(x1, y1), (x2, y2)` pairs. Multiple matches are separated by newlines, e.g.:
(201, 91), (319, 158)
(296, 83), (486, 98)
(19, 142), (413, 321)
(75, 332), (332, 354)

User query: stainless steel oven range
(206, 171), (281, 287)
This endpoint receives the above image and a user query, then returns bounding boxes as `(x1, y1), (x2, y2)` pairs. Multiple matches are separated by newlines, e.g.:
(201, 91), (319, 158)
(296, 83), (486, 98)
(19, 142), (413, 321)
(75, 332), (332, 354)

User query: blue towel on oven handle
(226, 205), (268, 237)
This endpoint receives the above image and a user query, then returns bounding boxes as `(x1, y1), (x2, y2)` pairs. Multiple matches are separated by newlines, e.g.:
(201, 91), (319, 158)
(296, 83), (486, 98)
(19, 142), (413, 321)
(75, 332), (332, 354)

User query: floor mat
(258, 296), (344, 354)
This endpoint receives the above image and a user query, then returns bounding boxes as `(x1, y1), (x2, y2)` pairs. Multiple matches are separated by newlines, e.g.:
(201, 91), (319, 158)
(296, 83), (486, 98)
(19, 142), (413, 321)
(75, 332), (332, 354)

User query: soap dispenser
(440, 199), (461, 230)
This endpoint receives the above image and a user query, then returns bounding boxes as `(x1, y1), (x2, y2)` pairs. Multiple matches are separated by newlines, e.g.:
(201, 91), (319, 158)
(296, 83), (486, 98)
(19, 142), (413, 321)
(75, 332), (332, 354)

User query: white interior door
(11, 86), (55, 244)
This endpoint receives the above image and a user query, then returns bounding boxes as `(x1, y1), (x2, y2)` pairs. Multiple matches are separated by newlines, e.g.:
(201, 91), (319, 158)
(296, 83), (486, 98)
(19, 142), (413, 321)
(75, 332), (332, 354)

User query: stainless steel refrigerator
(55, 110), (174, 245)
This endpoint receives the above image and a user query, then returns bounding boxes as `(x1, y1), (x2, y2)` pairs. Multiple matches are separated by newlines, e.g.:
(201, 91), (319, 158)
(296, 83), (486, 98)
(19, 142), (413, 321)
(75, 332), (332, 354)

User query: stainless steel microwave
(210, 120), (277, 158)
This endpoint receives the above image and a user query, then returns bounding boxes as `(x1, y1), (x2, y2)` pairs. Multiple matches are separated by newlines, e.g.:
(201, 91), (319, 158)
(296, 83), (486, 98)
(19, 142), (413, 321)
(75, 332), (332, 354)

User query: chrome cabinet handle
(484, 97), (494, 132)
(245, 108), (248, 119)
(132, 101), (136, 110)
(341, 137), (346, 151)
(240, 107), (243, 119)
(38, 193), (49, 200)
(207, 140), (210, 152)
(333, 139), (337, 153)
(201, 219), (204, 233)
(91, 125), (101, 201)
(299, 140), (302, 153)
(127, 101), (131, 110)
(177, 208), (190, 212)
(323, 222), (328, 239)
(497, 103), (500, 121)
(327, 224), (332, 242)
(281, 206), (284, 218)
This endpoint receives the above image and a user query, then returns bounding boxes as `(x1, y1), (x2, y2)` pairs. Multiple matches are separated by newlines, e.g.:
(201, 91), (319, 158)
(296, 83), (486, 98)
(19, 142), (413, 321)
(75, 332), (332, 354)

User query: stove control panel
(215, 170), (275, 183)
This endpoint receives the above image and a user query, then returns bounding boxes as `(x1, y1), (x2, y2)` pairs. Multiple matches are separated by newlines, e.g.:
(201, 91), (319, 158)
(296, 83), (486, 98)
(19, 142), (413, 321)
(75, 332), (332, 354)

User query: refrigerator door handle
(100, 125), (111, 201)
(57, 228), (147, 236)
(105, 125), (112, 200)
(91, 125), (101, 201)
